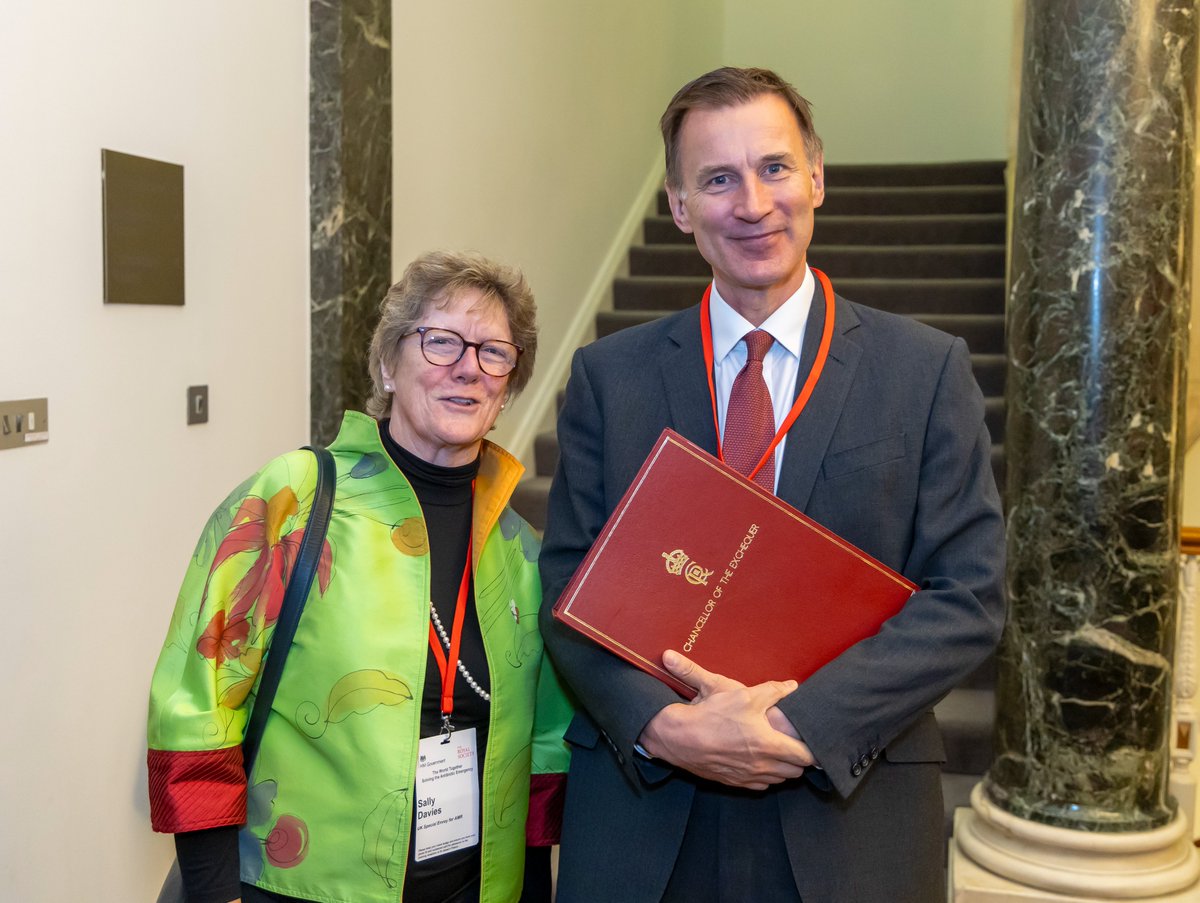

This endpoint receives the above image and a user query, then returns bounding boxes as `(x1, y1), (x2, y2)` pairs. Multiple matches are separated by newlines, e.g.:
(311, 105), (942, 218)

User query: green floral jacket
(147, 411), (570, 903)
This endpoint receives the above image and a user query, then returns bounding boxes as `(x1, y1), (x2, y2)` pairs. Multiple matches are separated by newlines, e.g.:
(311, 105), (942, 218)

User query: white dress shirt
(709, 267), (814, 491)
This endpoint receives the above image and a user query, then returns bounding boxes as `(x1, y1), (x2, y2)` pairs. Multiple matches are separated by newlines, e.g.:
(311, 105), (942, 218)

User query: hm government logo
(662, 549), (714, 586)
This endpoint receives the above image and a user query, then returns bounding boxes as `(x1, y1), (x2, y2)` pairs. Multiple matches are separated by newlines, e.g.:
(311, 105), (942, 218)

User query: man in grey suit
(539, 66), (1005, 902)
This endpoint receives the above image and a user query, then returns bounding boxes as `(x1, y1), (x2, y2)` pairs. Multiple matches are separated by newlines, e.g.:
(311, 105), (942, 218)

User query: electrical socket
(0, 398), (49, 450)
(187, 385), (209, 425)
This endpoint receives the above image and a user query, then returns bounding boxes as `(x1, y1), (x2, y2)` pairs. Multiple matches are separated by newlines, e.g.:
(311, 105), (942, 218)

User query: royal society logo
(661, 549), (714, 586)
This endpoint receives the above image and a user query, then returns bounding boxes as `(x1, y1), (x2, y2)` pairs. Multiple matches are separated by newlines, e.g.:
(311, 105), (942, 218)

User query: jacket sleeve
(526, 650), (573, 846)
(146, 452), (325, 832)
(777, 337), (1006, 798)
(539, 348), (684, 785)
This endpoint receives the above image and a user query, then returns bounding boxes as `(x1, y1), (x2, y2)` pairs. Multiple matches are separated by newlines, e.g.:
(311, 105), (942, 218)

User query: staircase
(514, 159), (1008, 838)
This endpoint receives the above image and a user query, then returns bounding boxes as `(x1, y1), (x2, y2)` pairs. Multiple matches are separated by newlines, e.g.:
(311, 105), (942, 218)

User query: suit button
(870, 746), (880, 760)
(851, 763), (862, 777)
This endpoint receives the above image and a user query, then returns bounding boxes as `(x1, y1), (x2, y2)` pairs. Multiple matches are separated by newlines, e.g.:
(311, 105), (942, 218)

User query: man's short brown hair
(660, 66), (823, 190)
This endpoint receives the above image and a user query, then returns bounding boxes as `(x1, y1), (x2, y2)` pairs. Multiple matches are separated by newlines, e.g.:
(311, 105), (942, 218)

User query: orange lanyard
(700, 267), (837, 483)
(427, 539), (472, 735)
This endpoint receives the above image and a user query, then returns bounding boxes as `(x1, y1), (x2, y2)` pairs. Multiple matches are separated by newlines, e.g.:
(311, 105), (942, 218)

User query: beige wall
(391, 0), (723, 457)
(722, 0), (1015, 164)
(0, 3), (309, 899)
(1182, 136), (1200, 523)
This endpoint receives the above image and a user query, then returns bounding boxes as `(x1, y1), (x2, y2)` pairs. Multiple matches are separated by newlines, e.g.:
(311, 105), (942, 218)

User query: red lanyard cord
(700, 268), (837, 482)
(427, 539), (472, 733)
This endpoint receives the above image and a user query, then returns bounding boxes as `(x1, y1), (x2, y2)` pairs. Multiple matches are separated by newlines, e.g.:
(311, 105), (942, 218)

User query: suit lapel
(662, 307), (720, 454)
(776, 285), (862, 511)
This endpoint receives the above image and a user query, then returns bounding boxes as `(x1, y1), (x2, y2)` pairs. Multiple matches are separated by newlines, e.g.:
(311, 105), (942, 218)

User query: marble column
(310, 0), (392, 446)
(952, 1), (1198, 898)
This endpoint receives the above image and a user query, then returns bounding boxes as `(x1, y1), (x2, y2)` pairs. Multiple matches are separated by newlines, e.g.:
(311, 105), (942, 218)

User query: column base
(949, 784), (1200, 901)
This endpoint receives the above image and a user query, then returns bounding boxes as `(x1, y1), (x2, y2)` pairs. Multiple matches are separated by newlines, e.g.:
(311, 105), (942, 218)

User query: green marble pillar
(310, 0), (392, 445)
(989, 0), (1195, 831)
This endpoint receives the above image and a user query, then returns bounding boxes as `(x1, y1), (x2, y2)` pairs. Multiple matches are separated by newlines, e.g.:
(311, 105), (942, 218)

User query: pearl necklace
(429, 601), (491, 702)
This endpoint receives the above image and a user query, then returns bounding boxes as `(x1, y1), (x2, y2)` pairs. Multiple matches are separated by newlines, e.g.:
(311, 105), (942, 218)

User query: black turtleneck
(381, 422), (492, 902)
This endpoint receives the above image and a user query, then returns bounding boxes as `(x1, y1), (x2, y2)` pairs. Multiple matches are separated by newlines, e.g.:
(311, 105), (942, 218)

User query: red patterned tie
(723, 330), (776, 491)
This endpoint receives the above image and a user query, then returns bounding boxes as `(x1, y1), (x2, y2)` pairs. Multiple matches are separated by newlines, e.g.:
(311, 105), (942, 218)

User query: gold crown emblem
(662, 549), (713, 586)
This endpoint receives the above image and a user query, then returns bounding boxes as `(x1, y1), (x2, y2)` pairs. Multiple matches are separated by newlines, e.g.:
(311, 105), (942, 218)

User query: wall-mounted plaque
(101, 149), (185, 305)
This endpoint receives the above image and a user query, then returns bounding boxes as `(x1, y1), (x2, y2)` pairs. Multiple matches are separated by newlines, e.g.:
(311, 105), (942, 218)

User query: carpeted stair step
(630, 244), (1005, 280)
(915, 314), (1005, 354)
(958, 653), (998, 692)
(534, 430), (559, 478)
(656, 184), (1007, 218)
(820, 185), (1009, 217)
(517, 444), (1008, 534)
(985, 397), (1004, 444)
(936, 688), (996, 775)
(646, 213), (1008, 247)
(510, 475), (553, 533)
(596, 309), (1006, 358)
(971, 355), (1006, 397)
(822, 160), (1006, 187)
(613, 276), (1006, 315)
(936, 682), (998, 842)
(535, 425), (1004, 477)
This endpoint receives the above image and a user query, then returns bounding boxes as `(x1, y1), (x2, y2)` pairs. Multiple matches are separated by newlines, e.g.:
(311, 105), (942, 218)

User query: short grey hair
(366, 250), (538, 419)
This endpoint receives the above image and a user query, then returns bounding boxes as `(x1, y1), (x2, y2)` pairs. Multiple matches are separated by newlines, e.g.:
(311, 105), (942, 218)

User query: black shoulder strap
(241, 445), (336, 775)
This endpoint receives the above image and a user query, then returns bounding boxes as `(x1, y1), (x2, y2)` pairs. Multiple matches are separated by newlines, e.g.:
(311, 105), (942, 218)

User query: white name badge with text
(414, 728), (480, 862)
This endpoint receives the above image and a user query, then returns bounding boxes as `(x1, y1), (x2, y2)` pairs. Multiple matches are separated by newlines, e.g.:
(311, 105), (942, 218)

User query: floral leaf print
(493, 745), (532, 828)
(218, 674), (256, 710)
(264, 814), (309, 868)
(391, 517), (428, 556)
(200, 705), (237, 748)
(226, 488), (300, 622)
(474, 552), (540, 669)
(297, 670), (412, 738)
(197, 611), (250, 668)
(351, 452), (389, 479)
(239, 826), (265, 884)
(246, 779), (278, 827)
(200, 485), (334, 628)
(498, 507), (540, 563)
(324, 670), (413, 723)
(240, 646), (264, 672)
(505, 625), (542, 669)
(362, 788), (409, 889)
(193, 473), (258, 566)
(318, 539), (333, 594)
(214, 645), (265, 709)
(238, 781), (296, 881)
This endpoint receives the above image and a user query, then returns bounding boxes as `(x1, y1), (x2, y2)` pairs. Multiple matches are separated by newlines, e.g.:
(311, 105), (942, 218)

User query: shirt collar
(709, 267), (814, 364)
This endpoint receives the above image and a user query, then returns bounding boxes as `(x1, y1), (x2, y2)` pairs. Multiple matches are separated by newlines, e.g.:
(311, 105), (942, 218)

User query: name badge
(414, 728), (480, 862)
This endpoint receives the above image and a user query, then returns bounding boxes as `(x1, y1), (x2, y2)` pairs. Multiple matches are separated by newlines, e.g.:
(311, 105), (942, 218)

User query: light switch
(0, 398), (50, 450)
(187, 385), (209, 425)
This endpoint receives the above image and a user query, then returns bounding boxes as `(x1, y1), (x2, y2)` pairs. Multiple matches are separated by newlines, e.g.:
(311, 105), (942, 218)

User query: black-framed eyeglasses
(400, 326), (523, 377)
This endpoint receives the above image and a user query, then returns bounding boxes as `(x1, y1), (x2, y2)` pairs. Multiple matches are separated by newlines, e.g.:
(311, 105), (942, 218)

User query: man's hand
(637, 650), (815, 790)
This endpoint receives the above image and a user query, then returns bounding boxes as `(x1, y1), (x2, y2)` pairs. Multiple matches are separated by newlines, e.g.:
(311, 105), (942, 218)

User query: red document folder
(553, 429), (917, 698)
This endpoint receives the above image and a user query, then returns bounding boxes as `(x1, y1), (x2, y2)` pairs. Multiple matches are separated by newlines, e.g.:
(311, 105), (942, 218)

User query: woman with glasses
(147, 250), (571, 903)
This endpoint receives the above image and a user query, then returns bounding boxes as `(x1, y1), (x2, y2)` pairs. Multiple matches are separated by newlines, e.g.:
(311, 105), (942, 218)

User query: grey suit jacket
(539, 281), (1006, 903)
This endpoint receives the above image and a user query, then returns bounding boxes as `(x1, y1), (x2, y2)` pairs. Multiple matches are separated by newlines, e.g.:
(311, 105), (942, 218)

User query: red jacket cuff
(526, 772), (566, 846)
(147, 747), (246, 833)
